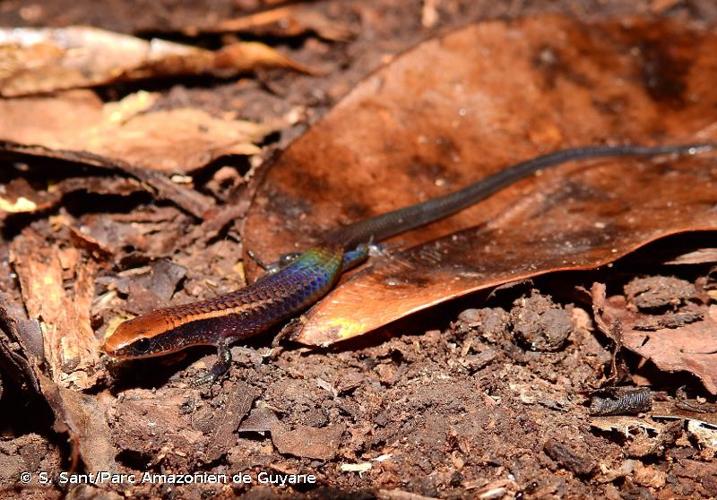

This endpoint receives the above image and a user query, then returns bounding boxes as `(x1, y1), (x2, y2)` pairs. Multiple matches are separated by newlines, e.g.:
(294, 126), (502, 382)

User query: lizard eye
(133, 338), (151, 353)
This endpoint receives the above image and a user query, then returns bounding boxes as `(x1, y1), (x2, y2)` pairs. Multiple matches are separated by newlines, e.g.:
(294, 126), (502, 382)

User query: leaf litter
(0, 26), (315, 97)
(0, 90), (276, 173)
(0, 2), (716, 498)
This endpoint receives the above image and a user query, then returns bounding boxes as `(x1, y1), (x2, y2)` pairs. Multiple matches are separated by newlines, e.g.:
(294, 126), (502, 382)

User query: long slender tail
(329, 142), (716, 249)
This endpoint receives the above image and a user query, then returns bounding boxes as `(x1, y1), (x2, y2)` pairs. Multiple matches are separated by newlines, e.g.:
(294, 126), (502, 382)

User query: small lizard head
(102, 311), (174, 360)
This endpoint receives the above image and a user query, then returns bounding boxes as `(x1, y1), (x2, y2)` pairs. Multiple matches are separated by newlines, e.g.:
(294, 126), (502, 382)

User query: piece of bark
(239, 406), (344, 460)
(0, 297), (41, 394)
(9, 228), (100, 389)
(36, 372), (116, 473)
(543, 438), (597, 477)
(193, 381), (260, 462)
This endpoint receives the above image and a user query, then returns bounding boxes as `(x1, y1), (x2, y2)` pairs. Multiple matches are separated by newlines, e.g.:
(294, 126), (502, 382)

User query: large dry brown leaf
(243, 16), (717, 346)
(0, 90), (274, 173)
(0, 26), (314, 97)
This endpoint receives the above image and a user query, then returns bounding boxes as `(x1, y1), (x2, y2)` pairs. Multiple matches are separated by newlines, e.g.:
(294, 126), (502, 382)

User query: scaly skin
(102, 142), (715, 375)
(103, 245), (346, 359)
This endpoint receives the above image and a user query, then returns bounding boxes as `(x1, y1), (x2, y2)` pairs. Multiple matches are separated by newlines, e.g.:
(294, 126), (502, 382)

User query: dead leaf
(123, 260), (188, 315)
(243, 16), (717, 346)
(0, 26), (314, 97)
(0, 90), (274, 173)
(590, 416), (679, 459)
(664, 248), (717, 265)
(0, 175), (144, 220)
(652, 400), (717, 427)
(202, 3), (355, 42)
(601, 298), (717, 394)
(0, 87), (273, 217)
(0, 178), (52, 215)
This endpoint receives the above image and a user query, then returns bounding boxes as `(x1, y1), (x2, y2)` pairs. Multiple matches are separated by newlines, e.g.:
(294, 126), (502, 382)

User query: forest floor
(0, 1), (716, 498)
